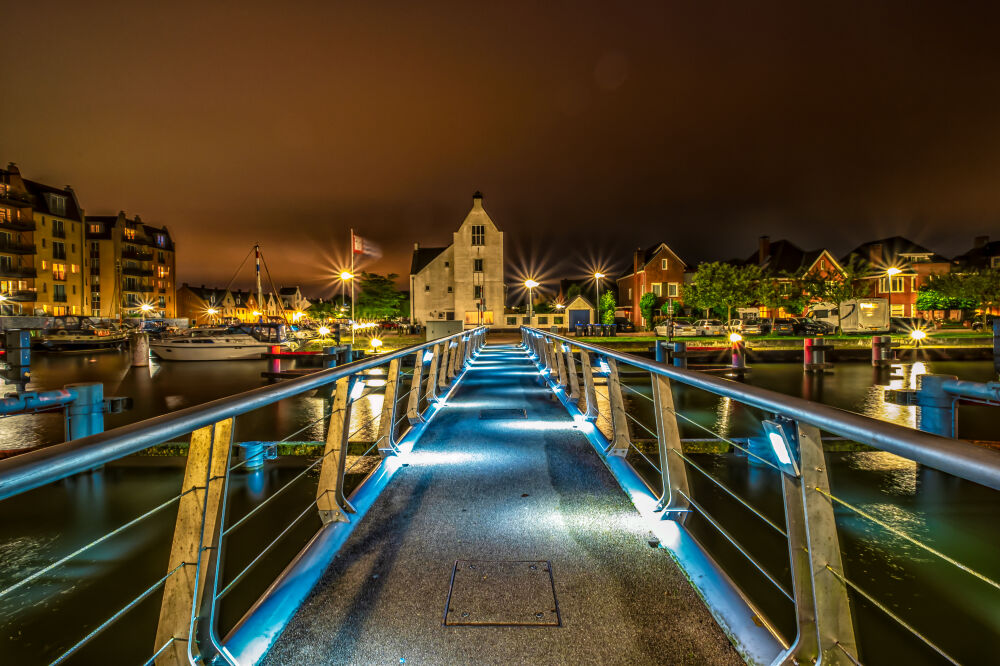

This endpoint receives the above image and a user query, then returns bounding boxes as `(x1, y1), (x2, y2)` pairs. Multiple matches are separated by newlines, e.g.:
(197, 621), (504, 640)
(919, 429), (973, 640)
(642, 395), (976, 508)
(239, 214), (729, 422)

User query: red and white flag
(351, 231), (382, 258)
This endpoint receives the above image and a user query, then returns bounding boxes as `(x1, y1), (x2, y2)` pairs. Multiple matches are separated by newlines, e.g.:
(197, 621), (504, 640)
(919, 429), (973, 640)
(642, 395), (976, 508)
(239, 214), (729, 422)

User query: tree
(566, 284), (582, 301)
(599, 290), (616, 324)
(534, 300), (554, 314)
(354, 272), (405, 319)
(927, 269), (1000, 324)
(639, 292), (658, 330)
(689, 262), (759, 320)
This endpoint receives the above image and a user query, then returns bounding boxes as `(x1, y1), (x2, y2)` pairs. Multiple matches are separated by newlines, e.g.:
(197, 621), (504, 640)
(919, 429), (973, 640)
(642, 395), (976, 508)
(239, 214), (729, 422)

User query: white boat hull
(150, 341), (272, 361)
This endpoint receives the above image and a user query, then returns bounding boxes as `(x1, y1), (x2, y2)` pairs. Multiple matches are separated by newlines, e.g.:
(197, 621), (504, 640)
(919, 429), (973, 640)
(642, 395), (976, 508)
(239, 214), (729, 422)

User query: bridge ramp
(264, 344), (741, 665)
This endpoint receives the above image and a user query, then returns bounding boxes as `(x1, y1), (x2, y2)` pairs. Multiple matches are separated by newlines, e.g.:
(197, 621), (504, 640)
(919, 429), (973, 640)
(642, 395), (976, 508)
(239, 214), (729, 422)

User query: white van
(806, 299), (890, 333)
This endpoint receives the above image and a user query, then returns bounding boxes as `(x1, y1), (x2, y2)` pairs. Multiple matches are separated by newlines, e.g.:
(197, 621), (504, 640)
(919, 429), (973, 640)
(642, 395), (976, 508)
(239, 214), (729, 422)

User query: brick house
(615, 243), (687, 327)
(745, 236), (846, 318)
(841, 237), (952, 318)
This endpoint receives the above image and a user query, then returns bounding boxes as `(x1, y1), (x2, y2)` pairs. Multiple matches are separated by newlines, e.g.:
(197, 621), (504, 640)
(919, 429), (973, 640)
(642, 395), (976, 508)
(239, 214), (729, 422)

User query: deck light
(729, 332), (743, 343)
(762, 419), (800, 477)
(350, 380), (366, 401)
(317, 326), (331, 337)
(909, 329), (927, 341)
(370, 337), (383, 351)
(422, 350), (434, 363)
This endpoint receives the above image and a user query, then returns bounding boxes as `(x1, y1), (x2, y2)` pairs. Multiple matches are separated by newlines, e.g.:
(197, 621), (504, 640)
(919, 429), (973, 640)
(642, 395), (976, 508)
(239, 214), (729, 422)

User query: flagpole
(350, 228), (355, 344)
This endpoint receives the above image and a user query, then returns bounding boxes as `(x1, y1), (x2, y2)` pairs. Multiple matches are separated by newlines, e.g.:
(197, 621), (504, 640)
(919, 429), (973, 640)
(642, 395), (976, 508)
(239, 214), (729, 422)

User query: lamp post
(524, 279), (539, 325)
(340, 271), (355, 343)
(206, 307), (218, 325)
(594, 272), (605, 325)
(140, 302), (154, 325)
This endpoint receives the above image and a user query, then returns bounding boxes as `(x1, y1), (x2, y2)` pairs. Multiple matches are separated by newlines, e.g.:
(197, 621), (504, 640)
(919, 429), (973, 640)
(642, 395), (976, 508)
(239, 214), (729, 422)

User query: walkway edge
(547, 380), (784, 666)
(222, 362), (476, 665)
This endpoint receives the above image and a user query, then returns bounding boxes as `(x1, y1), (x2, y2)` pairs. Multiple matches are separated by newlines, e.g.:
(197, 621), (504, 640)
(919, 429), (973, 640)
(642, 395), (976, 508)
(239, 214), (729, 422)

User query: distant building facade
(410, 192), (504, 327)
(0, 163), (87, 316)
(85, 212), (177, 318)
(842, 236), (952, 318)
(954, 236), (1000, 270)
(615, 243), (687, 326)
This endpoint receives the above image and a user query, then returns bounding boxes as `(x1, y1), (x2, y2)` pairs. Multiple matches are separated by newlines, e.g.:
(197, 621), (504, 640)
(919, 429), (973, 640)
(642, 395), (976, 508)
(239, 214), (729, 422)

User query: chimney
(633, 248), (642, 319)
(414, 242), (420, 250)
(472, 191), (483, 209)
(974, 235), (989, 249)
(758, 236), (770, 265)
(6, 162), (18, 173)
(869, 243), (883, 264)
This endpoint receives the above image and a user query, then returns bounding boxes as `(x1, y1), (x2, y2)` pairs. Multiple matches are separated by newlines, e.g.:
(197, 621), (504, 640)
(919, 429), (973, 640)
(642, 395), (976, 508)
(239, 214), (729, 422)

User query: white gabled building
(409, 192), (504, 328)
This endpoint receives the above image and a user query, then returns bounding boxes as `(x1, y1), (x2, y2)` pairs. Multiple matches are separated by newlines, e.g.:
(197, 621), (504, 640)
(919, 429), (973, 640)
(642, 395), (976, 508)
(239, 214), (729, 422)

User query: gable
(644, 244), (686, 270)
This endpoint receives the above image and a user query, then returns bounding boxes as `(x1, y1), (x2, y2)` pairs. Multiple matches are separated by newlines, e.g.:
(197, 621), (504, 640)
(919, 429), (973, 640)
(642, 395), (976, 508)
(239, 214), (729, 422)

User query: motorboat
(35, 327), (129, 353)
(150, 324), (287, 361)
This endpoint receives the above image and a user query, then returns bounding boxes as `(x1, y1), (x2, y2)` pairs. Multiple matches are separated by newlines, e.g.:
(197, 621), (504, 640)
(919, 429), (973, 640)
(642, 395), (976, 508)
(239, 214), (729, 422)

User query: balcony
(122, 266), (154, 277)
(0, 219), (35, 232)
(4, 289), (37, 302)
(53, 228), (66, 239)
(53, 273), (67, 282)
(122, 248), (153, 261)
(53, 293), (68, 303)
(53, 250), (67, 261)
(0, 266), (37, 279)
(0, 239), (36, 254)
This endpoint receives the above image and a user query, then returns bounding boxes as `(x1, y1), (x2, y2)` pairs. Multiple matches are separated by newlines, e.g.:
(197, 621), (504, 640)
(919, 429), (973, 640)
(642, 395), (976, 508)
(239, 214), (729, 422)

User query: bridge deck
(263, 344), (742, 665)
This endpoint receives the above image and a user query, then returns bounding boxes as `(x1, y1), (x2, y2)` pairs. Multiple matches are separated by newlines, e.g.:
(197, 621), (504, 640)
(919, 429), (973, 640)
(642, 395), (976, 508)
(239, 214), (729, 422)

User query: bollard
(731, 340), (746, 371)
(914, 374), (959, 437)
(2, 329), (31, 390)
(64, 382), (105, 439)
(803, 338), (813, 372)
(655, 340), (666, 363)
(269, 344), (281, 376)
(241, 442), (266, 470)
(872, 335), (893, 367)
(672, 341), (687, 369)
(130, 332), (150, 367)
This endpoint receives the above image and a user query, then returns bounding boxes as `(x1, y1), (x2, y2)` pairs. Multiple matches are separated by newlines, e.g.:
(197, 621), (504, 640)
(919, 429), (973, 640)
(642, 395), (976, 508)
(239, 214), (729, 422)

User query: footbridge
(1, 327), (998, 665)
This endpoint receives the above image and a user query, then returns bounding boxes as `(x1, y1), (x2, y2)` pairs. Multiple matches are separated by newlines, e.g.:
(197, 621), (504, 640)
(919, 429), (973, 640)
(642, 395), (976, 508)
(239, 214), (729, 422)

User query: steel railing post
(316, 375), (357, 525)
(426, 343), (442, 402)
(778, 422), (858, 666)
(377, 358), (402, 454)
(554, 341), (568, 389)
(542, 338), (556, 379)
(579, 350), (599, 421)
(448, 340), (460, 380)
(565, 344), (580, 400)
(650, 374), (690, 514)
(438, 342), (451, 389)
(406, 351), (425, 424)
(456, 335), (467, 371)
(154, 418), (233, 666)
(605, 357), (631, 456)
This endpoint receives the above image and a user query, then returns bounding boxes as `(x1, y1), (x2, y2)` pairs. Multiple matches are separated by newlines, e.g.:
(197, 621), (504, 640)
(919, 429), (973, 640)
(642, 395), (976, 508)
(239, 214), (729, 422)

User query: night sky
(4, 1), (999, 296)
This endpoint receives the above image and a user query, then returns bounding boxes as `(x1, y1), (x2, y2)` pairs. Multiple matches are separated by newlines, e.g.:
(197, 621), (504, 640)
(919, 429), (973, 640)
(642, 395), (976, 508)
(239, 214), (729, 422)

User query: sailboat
(150, 245), (290, 361)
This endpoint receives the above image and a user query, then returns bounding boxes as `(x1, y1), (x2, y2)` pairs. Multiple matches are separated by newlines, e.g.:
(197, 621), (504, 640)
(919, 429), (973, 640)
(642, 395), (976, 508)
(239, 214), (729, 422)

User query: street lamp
(0, 293), (22, 315)
(594, 272), (605, 325)
(140, 302), (154, 325)
(885, 267), (902, 277)
(524, 279), (539, 323)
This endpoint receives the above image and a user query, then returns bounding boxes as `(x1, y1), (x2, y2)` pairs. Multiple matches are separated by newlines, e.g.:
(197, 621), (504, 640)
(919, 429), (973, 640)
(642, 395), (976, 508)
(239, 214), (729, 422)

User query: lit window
(667, 283), (680, 298)
(471, 225), (485, 246)
(661, 259), (668, 270)
(71, 264), (79, 273)
(124, 227), (136, 240)
(652, 283), (662, 296)
(992, 256), (1000, 268)
(890, 304), (905, 317)
(878, 276), (907, 293)
(89, 224), (102, 233)
(41, 260), (48, 270)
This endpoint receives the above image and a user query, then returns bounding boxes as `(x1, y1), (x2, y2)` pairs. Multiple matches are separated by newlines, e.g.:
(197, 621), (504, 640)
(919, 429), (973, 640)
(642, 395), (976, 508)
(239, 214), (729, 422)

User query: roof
(842, 236), (950, 265)
(279, 286), (298, 295)
(743, 239), (807, 274)
(22, 178), (83, 221)
(953, 239), (1000, 268)
(640, 242), (686, 267)
(85, 215), (119, 224)
(410, 247), (447, 274)
(565, 294), (595, 310)
(183, 285), (229, 305)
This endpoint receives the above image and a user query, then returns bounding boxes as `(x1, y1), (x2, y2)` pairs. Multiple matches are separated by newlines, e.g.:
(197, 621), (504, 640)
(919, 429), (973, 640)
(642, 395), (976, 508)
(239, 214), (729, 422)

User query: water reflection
(860, 361), (928, 428)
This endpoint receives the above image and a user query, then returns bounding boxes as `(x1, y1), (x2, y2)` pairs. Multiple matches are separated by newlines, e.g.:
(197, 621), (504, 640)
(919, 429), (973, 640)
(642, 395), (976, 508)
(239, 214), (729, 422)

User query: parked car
(727, 319), (763, 335)
(613, 317), (636, 333)
(771, 318), (797, 335)
(693, 319), (725, 336)
(671, 318), (698, 336)
(792, 317), (834, 335)
(971, 315), (996, 332)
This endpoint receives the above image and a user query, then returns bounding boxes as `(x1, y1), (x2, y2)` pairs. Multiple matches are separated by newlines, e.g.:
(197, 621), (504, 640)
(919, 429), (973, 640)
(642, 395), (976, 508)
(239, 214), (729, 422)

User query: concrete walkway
(263, 344), (742, 665)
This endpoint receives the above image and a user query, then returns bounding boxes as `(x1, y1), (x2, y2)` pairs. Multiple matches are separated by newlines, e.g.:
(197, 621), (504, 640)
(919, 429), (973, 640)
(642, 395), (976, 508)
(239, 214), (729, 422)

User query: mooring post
(316, 375), (357, 524)
(154, 418), (233, 666)
(377, 358), (402, 454)
(672, 341), (687, 369)
(604, 357), (631, 457)
(650, 373), (690, 515)
(803, 338), (813, 372)
(871, 335), (893, 367)
(731, 339), (746, 372)
(778, 421), (858, 665)
(914, 373), (959, 437)
(655, 340), (666, 363)
(64, 382), (105, 439)
(268, 344), (281, 376)
(130, 332), (150, 367)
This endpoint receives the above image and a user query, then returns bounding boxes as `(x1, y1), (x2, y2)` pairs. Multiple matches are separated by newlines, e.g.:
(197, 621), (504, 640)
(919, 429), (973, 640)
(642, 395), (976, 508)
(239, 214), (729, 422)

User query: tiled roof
(411, 247), (447, 274)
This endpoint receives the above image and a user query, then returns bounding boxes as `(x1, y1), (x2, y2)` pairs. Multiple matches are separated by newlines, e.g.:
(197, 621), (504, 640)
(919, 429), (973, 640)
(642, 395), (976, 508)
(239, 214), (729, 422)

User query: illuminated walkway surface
(264, 345), (741, 665)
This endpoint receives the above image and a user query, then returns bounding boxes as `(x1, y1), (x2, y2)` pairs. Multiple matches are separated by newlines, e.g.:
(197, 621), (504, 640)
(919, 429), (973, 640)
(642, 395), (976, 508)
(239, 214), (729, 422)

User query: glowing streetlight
(524, 279), (539, 322)
(910, 329), (927, 341)
(318, 325), (331, 338)
(0, 293), (20, 314)
(886, 266), (902, 277)
(139, 302), (154, 324)
(594, 272), (606, 325)
(370, 337), (383, 352)
(729, 332), (743, 343)
(555, 303), (565, 310)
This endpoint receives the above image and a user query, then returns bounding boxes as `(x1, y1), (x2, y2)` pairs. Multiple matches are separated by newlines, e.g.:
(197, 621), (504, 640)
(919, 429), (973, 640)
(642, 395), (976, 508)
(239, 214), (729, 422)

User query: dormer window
(46, 194), (67, 216)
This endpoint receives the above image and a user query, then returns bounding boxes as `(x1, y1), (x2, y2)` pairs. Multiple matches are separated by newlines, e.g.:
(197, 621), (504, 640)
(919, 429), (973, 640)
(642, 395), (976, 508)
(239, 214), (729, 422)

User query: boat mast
(255, 243), (263, 321)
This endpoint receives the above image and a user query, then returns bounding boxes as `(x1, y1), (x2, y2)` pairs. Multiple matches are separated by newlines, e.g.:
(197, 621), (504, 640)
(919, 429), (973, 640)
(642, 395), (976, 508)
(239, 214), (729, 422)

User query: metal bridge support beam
(426, 343), (442, 402)
(554, 342), (568, 389)
(565, 345), (580, 400)
(64, 382), (105, 440)
(316, 376), (357, 525)
(579, 351), (599, 421)
(377, 358), (402, 455)
(650, 374), (690, 515)
(778, 422), (858, 666)
(154, 418), (233, 666)
(406, 351), (425, 424)
(604, 357), (631, 456)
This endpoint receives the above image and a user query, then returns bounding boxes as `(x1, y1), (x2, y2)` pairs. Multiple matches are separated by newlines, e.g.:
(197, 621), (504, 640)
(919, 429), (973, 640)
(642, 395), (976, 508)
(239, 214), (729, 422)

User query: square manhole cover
(479, 408), (527, 420)
(444, 560), (560, 626)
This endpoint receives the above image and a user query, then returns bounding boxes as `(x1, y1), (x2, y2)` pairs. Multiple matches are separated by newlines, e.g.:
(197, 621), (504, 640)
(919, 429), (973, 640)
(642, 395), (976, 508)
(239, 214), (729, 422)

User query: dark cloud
(3, 1), (998, 294)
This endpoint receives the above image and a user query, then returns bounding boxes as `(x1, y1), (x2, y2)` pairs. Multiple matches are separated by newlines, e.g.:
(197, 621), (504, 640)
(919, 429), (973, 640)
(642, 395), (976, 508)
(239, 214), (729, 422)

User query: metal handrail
(525, 327), (1000, 491)
(0, 327), (484, 501)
